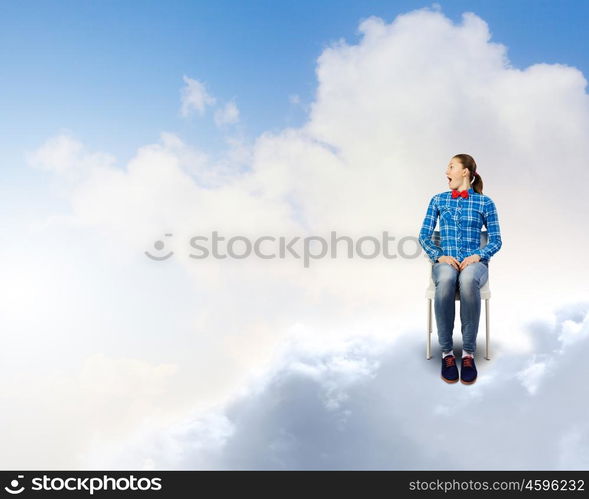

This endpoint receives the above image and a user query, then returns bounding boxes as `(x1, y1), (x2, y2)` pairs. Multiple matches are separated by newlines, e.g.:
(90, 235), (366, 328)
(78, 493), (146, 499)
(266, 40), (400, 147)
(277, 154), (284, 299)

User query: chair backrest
(426, 230), (488, 261)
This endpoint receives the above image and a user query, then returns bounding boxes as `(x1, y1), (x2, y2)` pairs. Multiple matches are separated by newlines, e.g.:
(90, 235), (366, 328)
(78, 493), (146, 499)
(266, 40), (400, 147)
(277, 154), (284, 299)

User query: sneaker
(460, 355), (478, 384)
(441, 354), (459, 383)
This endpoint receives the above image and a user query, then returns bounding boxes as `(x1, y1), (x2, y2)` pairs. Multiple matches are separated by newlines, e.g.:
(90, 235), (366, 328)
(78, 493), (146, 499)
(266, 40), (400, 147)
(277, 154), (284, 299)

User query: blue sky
(1, 0), (588, 172)
(2, 1), (589, 469)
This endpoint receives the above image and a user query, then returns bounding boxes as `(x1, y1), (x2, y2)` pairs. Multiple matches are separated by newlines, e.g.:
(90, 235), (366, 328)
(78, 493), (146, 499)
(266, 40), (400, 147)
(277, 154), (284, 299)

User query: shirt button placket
(456, 201), (462, 260)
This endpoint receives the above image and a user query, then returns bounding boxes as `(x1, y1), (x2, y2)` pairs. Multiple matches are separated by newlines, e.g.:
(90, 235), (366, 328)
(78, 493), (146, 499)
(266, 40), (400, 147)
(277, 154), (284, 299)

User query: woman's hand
(438, 255), (461, 270)
(459, 254), (481, 270)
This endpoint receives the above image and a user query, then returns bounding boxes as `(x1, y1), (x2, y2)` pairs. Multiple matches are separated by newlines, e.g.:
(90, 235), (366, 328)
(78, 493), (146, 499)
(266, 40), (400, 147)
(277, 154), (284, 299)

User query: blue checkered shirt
(418, 187), (503, 264)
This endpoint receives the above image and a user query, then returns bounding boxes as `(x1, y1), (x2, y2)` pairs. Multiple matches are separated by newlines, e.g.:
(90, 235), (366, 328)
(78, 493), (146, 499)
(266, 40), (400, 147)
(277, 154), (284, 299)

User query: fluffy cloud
(214, 100), (240, 126)
(180, 75), (217, 116)
(79, 300), (589, 470)
(5, 5), (589, 468)
(0, 353), (180, 469)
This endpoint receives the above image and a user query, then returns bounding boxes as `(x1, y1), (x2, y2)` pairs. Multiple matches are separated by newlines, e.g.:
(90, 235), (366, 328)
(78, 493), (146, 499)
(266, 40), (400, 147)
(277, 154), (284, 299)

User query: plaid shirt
(418, 187), (503, 264)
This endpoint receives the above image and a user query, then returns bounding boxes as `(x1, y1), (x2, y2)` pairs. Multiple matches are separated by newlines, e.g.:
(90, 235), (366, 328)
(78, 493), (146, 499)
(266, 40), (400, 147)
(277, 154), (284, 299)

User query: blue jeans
(431, 261), (488, 354)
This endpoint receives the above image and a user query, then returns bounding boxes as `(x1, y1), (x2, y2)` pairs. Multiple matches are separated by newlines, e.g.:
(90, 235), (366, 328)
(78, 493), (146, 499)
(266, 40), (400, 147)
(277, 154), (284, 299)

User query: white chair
(425, 230), (491, 360)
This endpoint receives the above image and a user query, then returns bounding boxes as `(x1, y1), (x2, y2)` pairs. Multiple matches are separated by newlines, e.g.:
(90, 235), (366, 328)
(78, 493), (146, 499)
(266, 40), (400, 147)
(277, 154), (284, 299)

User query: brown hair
(453, 153), (483, 194)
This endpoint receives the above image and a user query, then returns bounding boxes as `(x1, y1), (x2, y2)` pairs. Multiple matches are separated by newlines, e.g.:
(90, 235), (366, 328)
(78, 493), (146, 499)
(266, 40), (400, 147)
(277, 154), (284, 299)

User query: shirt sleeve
(473, 197), (502, 261)
(418, 195), (443, 264)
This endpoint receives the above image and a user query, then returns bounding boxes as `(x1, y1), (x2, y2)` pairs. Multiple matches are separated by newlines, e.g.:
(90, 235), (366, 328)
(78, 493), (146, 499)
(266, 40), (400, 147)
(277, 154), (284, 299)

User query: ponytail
(453, 153), (483, 194)
(471, 170), (483, 194)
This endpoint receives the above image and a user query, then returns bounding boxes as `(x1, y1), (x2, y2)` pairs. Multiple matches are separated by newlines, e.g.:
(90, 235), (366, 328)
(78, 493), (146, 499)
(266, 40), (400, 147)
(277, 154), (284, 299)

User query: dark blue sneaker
(441, 354), (459, 383)
(460, 355), (477, 384)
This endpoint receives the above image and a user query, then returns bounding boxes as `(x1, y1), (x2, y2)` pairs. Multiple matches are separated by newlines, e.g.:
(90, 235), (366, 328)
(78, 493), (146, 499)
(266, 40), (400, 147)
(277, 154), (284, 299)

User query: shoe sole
(441, 375), (458, 383)
(460, 378), (477, 385)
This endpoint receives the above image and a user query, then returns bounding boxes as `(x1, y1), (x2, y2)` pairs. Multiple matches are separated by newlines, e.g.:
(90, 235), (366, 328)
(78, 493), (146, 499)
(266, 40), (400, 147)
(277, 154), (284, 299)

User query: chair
(425, 230), (491, 360)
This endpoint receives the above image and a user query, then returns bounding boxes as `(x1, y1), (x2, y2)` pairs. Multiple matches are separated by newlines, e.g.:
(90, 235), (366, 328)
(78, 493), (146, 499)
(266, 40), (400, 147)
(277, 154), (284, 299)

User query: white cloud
(0, 353), (180, 469)
(214, 100), (240, 126)
(25, 132), (116, 186)
(6, 5), (589, 468)
(516, 358), (549, 395)
(180, 75), (217, 116)
(558, 425), (589, 470)
(79, 300), (589, 470)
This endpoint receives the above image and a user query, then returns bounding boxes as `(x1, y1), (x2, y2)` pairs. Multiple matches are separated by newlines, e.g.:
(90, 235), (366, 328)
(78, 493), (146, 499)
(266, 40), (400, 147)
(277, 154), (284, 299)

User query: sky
(2, 0), (589, 165)
(1, 1), (589, 470)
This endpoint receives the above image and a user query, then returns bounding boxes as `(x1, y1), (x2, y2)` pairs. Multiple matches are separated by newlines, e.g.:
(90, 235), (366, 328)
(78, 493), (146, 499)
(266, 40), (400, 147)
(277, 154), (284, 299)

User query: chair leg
(426, 298), (432, 360)
(484, 298), (490, 360)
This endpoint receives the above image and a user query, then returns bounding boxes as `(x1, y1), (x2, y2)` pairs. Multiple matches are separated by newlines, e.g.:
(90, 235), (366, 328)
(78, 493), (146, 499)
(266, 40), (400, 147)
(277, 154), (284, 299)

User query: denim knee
(432, 263), (458, 288)
(458, 262), (488, 288)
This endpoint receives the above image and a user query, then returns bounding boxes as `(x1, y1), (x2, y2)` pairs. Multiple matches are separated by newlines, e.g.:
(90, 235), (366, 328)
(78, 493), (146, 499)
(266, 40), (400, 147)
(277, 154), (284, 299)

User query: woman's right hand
(437, 255), (461, 271)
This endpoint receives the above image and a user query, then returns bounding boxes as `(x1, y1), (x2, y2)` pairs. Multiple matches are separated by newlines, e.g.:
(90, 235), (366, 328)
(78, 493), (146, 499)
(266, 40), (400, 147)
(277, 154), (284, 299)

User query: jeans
(431, 261), (488, 354)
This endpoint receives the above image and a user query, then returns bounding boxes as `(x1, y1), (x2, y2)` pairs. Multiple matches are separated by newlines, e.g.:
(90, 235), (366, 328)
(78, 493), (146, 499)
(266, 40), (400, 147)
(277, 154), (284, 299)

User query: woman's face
(446, 158), (466, 189)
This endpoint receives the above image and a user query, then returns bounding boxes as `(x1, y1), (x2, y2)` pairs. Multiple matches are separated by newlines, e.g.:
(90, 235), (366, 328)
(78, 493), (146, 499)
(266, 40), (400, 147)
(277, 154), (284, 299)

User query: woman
(418, 154), (503, 385)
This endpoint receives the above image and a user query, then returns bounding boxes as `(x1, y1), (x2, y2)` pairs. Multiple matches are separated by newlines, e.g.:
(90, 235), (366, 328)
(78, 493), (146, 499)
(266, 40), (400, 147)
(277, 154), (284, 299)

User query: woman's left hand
(459, 254), (481, 270)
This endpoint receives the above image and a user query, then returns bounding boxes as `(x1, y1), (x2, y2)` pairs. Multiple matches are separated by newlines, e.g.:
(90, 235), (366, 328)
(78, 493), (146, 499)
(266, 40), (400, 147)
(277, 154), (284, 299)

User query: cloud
(8, 4), (589, 468)
(25, 132), (116, 185)
(214, 100), (240, 126)
(180, 75), (217, 116)
(0, 353), (180, 469)
(79, 300), (589, 470)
